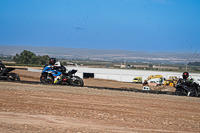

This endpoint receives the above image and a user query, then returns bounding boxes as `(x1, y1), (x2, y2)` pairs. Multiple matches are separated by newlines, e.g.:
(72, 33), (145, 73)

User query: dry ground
(0, 68), (200, 132)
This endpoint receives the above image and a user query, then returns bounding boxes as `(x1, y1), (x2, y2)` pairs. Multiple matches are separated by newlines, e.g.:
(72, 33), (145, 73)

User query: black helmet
(182, 72), (189, 79)
(49, 58), (56, 65)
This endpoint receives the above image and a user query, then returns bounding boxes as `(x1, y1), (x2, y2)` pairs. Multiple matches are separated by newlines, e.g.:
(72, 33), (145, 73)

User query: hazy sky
(0, 0), (200, 53)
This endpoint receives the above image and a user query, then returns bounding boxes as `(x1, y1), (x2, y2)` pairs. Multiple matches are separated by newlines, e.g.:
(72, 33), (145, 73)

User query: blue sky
(0, 0), (200, 53)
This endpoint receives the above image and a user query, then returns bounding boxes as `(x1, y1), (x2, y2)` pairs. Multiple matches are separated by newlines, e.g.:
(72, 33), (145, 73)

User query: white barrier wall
(28, 66), (200, 83)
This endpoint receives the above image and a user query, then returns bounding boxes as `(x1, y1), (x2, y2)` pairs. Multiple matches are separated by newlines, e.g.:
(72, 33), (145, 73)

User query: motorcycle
(0, 67), (20, 81)
(40, 65), (84, 86)
(175, 78), (200, 97)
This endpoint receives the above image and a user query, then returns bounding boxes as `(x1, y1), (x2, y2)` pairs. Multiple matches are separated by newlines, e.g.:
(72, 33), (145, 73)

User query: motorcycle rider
(49, 58), (67, 83)
(182, 72), (199, 96)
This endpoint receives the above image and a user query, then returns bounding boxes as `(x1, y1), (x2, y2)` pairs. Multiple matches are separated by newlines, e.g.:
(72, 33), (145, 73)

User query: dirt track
(0, 69), (200, 132)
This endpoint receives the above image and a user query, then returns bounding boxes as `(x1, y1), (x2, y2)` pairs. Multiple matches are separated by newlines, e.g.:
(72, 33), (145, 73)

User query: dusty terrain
(0, 68), (200, 132)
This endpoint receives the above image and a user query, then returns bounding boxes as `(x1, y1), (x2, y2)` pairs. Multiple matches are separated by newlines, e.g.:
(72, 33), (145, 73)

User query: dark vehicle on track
(0, 61), (20, 81)
(175, 78), (200, 97)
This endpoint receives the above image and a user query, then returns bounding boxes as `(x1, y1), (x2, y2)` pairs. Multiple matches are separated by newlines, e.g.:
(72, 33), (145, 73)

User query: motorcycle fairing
(42, 65), (62, 84)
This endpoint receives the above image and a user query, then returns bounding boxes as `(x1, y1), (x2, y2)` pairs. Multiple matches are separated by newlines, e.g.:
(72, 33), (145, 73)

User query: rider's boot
(56, 74), (64, 84)
(54, 76), (62, 84)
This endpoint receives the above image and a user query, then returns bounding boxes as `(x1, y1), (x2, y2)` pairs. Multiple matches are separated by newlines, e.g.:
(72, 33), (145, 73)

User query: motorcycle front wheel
(70, 76), (84, 86)
(40, 73), (54, 84)
(7, 73), (20, 81)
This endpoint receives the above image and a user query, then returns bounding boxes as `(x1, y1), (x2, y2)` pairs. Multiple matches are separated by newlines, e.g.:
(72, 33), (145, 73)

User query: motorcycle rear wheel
(70, 76), (84, 86)
(40, 73), (54, 84)
(7, 73), (20, 81)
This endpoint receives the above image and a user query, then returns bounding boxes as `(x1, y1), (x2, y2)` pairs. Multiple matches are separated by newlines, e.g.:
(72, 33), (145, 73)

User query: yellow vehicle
(147, 75), (163, 80)
(133, 77), (142, 83)
(164, 76), (178, 87)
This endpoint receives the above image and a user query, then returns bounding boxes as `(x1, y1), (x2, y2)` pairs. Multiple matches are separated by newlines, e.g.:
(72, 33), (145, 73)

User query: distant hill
(0, 45), (200, 64)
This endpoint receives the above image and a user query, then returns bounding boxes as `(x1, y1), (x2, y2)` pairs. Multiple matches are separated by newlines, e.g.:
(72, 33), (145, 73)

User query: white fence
(28, 66), (200, 83)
